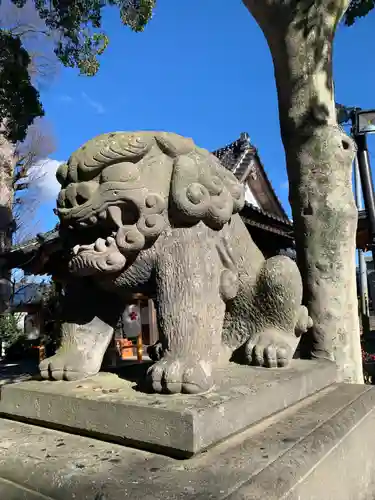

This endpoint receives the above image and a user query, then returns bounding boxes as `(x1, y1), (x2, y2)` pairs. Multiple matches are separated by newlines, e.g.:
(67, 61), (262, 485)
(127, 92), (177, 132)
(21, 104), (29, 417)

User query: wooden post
(39, 345), (45, 362)
(108, 335), (117, 368)
(148, 298), (158, 346)
(136, 333), (143, 362)
(136, 299), (143, 362)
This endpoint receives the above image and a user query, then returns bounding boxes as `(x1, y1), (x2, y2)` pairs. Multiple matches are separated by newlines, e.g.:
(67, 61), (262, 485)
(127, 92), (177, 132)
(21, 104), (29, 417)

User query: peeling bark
(243, 0), (363, 382)
(0, 125), (15, 313)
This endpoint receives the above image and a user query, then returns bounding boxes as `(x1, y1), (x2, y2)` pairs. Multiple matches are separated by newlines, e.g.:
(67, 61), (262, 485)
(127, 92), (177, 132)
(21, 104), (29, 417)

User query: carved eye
(75, 181), (97, 205)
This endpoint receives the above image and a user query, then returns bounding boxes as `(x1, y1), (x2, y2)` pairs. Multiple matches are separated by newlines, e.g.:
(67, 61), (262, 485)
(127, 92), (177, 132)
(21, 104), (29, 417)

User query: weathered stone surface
(40, 131), (312, 394)
(0, 478), (49, 500)
(0, 360), (336, 457)
(227, 383), (375, 500)
(0, 382), (375, 499)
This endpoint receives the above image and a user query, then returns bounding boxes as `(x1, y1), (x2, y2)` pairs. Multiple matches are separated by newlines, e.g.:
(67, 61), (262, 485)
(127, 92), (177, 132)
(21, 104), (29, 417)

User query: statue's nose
(57, 181), (97, 209)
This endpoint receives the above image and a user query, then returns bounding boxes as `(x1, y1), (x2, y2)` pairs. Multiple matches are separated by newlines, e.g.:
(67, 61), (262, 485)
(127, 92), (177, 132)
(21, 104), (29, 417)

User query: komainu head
(56, 131), (245, 276)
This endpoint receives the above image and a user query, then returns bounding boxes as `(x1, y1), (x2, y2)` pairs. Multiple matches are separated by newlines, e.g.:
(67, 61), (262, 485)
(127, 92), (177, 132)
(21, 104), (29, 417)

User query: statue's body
(40, 132), (312, 394)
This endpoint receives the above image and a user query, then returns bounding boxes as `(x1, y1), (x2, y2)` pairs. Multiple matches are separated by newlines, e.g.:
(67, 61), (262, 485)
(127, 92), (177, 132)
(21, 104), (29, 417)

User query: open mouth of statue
(57, 182), (146, 228)
(57, 183), (167, 276)
(71, 203), (138, 237)
(62, 212), (121, 276)
(65, 199), (138, 246)
(68, 201), (146, 272)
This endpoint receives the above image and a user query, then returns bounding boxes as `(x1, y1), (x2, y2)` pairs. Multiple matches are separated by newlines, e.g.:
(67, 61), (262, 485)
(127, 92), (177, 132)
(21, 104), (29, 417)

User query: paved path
(0, 359), (39, 381)
(0, 359), (39, 386)
(0, 361), (154, 499)
(0, 359), (162, 499)
(0, 417), (166, 499)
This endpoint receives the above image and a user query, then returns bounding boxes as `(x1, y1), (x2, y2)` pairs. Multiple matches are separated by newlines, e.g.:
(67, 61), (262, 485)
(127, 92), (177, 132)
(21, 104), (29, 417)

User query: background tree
(0, 1), (53, 311)
(238, 0), (375, 384)
(0, 0), (155, 311)
(0, 115), (55, 311)
(0, 311), (24, 351)
(344, 0), (375, 25)
(2, 0), (155, 80)
(0, 31), (44, 261)
(0, 0), (60, 87)
(13, 118), (56, 244)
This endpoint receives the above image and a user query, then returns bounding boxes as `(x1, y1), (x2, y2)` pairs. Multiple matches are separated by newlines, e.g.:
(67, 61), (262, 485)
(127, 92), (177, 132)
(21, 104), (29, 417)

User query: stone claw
(39, 352), (101, 381)
(146, 355), (214, 394)
(295, 305), (313, 337)
(244, 329), (296, 368)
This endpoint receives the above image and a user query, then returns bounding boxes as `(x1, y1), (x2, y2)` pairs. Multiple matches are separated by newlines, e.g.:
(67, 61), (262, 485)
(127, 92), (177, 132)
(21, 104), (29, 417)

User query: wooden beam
(148, 298), (158, 346)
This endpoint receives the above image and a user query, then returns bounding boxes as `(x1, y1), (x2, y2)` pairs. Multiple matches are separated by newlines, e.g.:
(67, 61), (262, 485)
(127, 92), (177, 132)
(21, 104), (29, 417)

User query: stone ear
(155, 132), (195, 157)
(169, 150), (245, 229)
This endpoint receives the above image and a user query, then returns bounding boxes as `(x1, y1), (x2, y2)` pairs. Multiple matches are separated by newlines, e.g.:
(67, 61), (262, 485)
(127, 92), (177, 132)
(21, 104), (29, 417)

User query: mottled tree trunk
(0, 127), (15, 313)
(243, 0), (363, 383)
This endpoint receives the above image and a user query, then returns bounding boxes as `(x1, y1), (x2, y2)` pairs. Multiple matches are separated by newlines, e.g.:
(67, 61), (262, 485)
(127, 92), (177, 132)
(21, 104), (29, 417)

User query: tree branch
(8, 26), (49, 37)
(14, 182), (29, 192)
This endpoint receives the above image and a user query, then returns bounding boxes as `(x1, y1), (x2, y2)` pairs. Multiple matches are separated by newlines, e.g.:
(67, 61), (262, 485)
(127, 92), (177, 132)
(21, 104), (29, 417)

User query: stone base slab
(0, 359), (336, 457)
(0, 382), (375, 499)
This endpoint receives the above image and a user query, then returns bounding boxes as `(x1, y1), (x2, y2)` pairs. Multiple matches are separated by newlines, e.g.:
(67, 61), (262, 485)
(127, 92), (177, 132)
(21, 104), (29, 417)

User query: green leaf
(1, 0), (155, 142)
(0, 312), (23, 344)
(10, 0), (156, 76)
(344, 0), (375, 26)
(0, 32), (44, 142)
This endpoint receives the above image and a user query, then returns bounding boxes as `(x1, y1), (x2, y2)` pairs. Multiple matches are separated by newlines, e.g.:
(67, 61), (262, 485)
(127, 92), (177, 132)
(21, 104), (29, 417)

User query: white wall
(16, 312), (27, 330)
(244, 183), (260, 208)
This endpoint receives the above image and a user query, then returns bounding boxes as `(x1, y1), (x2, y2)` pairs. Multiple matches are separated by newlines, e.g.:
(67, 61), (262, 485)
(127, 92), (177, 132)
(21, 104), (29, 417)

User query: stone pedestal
(0, 360), (336, 458)
(1, 377), (375, 498)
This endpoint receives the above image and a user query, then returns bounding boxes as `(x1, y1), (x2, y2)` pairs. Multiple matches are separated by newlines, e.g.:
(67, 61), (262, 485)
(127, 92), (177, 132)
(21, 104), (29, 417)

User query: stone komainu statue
(40, 131), (312, 394)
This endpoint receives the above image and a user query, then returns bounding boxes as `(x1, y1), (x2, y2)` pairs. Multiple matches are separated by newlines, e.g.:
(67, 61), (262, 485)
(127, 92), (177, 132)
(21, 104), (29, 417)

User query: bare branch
(0, 0), (60, 89)
(11, 117), (55, 244)
(14, 117), (55, 183)
(14, 183), (29, 191)
(8, 27), (49, 37)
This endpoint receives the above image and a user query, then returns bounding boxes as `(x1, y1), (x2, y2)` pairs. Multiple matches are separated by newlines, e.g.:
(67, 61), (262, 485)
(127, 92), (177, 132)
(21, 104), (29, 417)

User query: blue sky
(35, 0), (375, 234)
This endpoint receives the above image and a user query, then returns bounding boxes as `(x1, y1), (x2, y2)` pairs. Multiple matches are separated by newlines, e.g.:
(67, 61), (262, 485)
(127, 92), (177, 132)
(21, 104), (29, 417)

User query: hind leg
(242, 256), (312, 368)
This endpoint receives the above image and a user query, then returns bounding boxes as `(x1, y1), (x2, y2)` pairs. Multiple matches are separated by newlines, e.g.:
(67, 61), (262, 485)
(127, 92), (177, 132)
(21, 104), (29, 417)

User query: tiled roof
(243, 203), (292, 226)
(11, 227), (59, 252)
(3, 227), (61, 272)
(359, 210), (366, 220)
(213, 132), (288, 221)
(241, 202), (293, 240)
(213, 132), (256, 182)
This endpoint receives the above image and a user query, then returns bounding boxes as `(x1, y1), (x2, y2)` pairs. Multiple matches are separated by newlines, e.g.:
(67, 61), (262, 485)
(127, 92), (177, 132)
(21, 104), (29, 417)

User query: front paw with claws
(40, 350), (102, 381)
(244, 328), (299, 368)
(147, 355), (214, 394)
